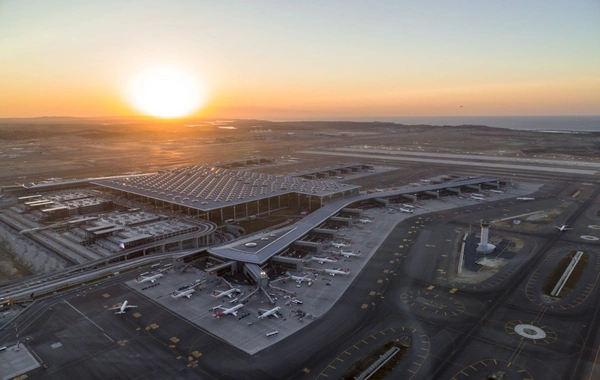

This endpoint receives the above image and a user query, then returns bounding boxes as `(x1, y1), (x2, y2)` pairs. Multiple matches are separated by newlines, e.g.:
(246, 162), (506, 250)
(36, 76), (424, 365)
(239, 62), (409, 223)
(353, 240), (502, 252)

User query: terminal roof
(94, 166), (360, 211)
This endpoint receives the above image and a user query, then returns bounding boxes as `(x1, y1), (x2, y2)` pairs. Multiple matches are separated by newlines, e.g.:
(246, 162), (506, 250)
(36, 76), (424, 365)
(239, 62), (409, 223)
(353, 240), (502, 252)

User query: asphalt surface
(2, 179), (600, 379)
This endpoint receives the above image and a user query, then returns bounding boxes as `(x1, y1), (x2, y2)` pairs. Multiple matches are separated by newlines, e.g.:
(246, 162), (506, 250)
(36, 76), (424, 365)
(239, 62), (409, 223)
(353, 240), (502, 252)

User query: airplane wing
(231, 311), (238, 317)
(128, 305), (138, 308)
(108, 306), (120, 310)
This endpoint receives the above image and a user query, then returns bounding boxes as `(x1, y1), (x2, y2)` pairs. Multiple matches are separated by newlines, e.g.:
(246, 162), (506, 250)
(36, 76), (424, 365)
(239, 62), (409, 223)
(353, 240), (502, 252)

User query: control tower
(476, 220), (496, 254)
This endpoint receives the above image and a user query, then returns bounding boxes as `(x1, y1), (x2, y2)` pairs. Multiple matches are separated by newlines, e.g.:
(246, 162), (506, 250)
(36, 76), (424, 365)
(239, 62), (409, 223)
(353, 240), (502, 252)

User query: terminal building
(5, 161), (504, 282)
(93, 165), (362, 225)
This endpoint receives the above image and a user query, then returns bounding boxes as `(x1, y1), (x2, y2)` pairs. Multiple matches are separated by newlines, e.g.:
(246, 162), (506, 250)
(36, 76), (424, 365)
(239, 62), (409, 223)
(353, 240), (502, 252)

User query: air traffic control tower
(476, 220), (496, 254)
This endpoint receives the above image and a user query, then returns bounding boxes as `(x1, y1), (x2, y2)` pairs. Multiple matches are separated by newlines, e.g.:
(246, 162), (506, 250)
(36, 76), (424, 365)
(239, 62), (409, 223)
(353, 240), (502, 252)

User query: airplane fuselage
(172, 289), (195, 299)
(258, 306), (281, 319)
(215, 304), (244, 318)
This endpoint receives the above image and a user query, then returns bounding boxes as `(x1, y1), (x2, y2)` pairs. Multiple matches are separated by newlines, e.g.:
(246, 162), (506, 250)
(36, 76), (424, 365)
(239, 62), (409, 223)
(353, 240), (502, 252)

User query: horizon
(1, 1), (599, 119)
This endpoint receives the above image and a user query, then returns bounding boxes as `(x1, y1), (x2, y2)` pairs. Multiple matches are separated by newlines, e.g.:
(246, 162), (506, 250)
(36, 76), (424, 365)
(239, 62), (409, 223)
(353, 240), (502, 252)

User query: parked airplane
(171, 288), (195, 299)
(489, 190), (503, 194)
(311, 256), (338, 264)
(324, 268), (350, 276)
(258, 306), (281, 319)
(331, 241), (350, 248)
(213, 288), (240, 299)
(135, 273), (164, 284)
(109, 300), (137, 314)
(291, 274), (317, 284)
(340, 250), (360, 258)
(516, 197), (535, 201)
(359, 218), (373, 224)
(470, 194), (485, 200)
(554, 224), (573, 232)
(402, 204), (415, 209)
(214, 304), (244, 318)
(399, 208), (413, 213)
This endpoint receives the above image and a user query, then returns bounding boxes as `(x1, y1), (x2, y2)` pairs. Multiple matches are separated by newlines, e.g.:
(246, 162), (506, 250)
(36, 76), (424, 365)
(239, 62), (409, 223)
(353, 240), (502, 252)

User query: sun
(126, 66), (207, 118)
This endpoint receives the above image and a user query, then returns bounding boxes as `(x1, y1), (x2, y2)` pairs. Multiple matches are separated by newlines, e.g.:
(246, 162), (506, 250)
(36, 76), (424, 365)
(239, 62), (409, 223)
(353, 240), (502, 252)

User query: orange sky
(1, 1), (598, 119)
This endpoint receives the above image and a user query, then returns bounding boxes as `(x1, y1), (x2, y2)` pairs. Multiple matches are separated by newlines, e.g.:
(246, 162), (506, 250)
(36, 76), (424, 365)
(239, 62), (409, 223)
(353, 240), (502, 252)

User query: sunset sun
(127, 66), (207, 118)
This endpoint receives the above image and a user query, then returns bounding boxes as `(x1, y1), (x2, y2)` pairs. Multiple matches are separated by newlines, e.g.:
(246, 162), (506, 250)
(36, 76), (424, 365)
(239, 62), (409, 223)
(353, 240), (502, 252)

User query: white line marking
(64, 300), (113, 342)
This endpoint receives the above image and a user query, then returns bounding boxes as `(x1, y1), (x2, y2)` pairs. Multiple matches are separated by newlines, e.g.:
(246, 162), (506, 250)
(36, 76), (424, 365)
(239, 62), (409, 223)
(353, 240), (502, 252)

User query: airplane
(489, 190), (503, 194)
(290, 274), (317, 284)
(171, 288), (195, 299)
(109, 300), (137, 314)
(324, 268), (350, 276)
(331, 241), (350, 248)
(339, 250), (361, 258)
(516, 197), (535, 201)
(311, 256), (338, 265)
(399, 208), (413, 213)
(359, 218), (373, 224)
(554, 224), (573, 232)
(214, 304), (244, 318)
(257, 306), (281, 319)
(135, 273), (164, 284)
(402, 204), (415, 209)
(213, 288), (240, 299)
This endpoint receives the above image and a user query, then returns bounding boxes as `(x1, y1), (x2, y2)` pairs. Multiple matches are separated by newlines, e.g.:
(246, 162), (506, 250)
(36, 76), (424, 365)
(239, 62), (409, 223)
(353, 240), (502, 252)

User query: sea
(339, 115), (600, 133)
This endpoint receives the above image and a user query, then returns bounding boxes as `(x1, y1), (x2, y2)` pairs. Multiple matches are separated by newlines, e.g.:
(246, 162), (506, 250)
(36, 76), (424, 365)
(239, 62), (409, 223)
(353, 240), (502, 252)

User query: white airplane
(109, 300), (137, 314)
(359, 218), (373, 224)
(516, 197), (535, 201)
(340, 250), (361, 258)
(554, 224), (573, 232)
(213, 288), (240, 299)
(258, 306), (281, 319)
(470, 194), (485, 199)
(311, 256), (338, 264)
(331, 241), (350, 248)
(171, 288), (195, 299)
(402, 204), (415, 209)
(324, 268), (350, 276)
(135, 273), (164, 284)
(399, 208), (413, 213)
(291, 274), (316, 284)
(214, 304), (244, 318)
(489, 190), (503, 194)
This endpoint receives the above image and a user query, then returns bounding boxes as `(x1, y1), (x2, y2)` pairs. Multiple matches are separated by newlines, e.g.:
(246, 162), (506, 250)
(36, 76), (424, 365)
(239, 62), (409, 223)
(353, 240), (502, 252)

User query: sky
(1, 0), (599, 119)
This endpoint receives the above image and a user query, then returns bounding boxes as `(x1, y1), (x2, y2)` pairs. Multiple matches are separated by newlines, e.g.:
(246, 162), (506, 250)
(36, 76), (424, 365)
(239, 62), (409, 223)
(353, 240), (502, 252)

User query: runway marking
(103, 333), (114, 342)
(102, 293), (110, 298)
(63, 300), (114, 342)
